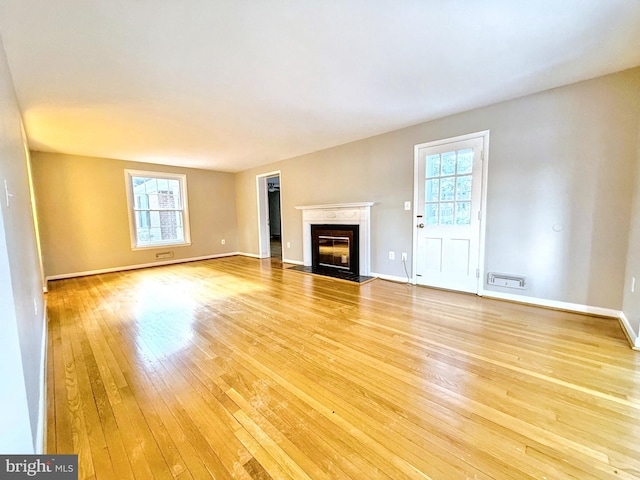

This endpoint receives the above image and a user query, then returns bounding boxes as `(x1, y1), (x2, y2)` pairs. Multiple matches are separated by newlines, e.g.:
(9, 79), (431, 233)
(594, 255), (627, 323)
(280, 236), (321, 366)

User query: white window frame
(124, 169), (192, 250)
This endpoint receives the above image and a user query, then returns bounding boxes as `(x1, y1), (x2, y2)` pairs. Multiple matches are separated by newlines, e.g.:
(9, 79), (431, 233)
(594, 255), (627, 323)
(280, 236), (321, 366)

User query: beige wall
(622, 121), (640, 340)
(0, 34), (46, 452)
(31, 152), (238, 278)
(236, 68), (640, 311)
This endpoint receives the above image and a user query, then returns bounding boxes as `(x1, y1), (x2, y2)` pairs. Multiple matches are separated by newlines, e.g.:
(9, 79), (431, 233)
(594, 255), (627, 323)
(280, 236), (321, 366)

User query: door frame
(256, 170), (283, 259)
(412, 130), (490, 294)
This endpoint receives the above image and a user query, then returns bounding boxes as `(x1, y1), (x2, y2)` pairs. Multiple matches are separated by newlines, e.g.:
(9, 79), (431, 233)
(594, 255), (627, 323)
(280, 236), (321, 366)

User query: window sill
(131, 242), (192, 251)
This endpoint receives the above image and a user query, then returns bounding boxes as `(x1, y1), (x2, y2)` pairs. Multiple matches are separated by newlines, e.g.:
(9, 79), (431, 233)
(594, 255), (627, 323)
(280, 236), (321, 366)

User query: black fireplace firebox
(311, 224), (359, 276)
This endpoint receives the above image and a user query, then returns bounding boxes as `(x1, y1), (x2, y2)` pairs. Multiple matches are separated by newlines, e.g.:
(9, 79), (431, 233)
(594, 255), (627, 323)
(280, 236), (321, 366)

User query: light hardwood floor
(46, 256), (640, 479)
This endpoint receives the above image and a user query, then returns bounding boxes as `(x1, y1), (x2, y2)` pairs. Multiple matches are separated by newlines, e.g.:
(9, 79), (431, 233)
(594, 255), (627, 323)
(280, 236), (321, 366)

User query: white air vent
(487, 272), (526, 289)
(155, 251), (174, 259)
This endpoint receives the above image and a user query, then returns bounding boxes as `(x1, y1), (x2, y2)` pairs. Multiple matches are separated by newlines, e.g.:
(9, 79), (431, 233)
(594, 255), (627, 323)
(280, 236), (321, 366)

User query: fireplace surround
(295, 202), (373, 276)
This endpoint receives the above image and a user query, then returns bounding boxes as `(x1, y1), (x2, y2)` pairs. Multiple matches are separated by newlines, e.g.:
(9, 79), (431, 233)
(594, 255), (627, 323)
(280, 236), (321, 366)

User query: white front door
(414, 135), (485, 293)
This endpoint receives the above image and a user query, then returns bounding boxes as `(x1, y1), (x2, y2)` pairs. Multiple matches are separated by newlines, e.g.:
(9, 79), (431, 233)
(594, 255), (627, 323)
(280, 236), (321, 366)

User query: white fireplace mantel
(295, 202), (374, 275)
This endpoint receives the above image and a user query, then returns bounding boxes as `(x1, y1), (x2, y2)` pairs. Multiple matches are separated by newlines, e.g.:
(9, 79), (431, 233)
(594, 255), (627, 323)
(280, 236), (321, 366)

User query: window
(124, 170), (191, 249)
(424, 148), (474, 226)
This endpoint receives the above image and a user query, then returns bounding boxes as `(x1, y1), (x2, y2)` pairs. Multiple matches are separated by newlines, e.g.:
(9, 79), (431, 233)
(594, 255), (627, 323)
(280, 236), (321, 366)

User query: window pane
(148, 194), (159, 209)
(425, 203), (438, 225)
(440, 177), (454, 201)
(136, 225), (151, 243)
(456, 202), (471, 225)
(456, 175), (472, 200)
(426, 155), (440, 178)
(457, 149), (473, 174)
(441, 152), (456, 175)
(149, 226), (162, 242)
(135, 194), (149, 209)
(168, 179), (180, 193)
(425, 179), (439, 202)
(158, 190), (178, 209)
(157, 178), (169, 191)
(439, 203), (454, 225)
(142, 178), (157, 194)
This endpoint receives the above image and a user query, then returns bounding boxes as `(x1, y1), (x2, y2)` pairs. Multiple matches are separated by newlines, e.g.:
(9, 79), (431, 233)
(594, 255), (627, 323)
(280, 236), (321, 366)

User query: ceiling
(1, 1), (640, 172)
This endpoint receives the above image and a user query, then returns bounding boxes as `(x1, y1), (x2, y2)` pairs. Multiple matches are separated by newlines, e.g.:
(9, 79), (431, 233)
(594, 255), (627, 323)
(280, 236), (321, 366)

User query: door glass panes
(426, 179), (439, 202)
(456, 202), (471, 224)
(426, 203), (438, 225)
(424, 148), (474, 225)
(440, 203), (454, 225)
(427, 155), (440, 177)
(456, 175), (472, 200)
(441, 152), (456, 175)
(440, 177), (454, 201)
(457, 149), (473, 174)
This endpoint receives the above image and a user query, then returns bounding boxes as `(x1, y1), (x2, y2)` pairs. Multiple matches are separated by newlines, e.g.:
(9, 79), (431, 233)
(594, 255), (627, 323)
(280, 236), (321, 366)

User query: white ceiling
(1, 1), (640, 172)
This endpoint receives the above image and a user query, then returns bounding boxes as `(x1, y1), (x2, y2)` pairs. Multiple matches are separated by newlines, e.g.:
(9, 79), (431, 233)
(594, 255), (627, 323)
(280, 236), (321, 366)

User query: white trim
(481, 290), (621, 318)
(36, 299), (47, 454)
(295, 202), (375, 210)
(476, 132), (490, 296)
(371, 272), (410, 284)
(619, 312), (640, 350)
(283, 258), (304, 265)
(45, 252), (238, 281)
(256, 171), (282, 260)
(412, 130), (490, 293)
(238, 252), (268, 259)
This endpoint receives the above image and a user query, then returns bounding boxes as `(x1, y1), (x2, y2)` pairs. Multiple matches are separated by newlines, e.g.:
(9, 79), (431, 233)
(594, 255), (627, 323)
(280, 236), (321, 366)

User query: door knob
(417, 223), (425, 228)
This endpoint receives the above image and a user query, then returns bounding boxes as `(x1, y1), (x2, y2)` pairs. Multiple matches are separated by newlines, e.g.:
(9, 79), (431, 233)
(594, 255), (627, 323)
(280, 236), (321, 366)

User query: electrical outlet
(388, 251), (395, 260)
(221, 239), (225, 245)
(287, 242), (291, 248)
(401, 252), (408, 261)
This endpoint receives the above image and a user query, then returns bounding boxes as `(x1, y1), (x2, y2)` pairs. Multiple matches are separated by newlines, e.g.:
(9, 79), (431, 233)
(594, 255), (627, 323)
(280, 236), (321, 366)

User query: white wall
(236, 68), (640, 312)
(0, 33), (46, 453)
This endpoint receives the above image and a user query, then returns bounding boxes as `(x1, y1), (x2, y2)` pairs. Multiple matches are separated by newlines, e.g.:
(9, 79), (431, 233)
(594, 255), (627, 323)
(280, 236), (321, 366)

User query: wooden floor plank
(46, 256), (640, 479)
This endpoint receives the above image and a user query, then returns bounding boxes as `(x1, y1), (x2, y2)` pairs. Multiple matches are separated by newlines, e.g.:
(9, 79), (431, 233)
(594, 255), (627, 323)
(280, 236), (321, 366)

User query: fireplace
(311, 224), (359, 276)
(294, 202), (374, 280)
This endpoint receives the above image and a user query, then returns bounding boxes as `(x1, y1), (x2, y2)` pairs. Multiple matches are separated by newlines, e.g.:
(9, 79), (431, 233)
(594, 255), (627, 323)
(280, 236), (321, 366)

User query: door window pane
(455, 202), (471, 225)
(456, 175), (472, 200)
(425, 203), (438, 225)
(440, 177), (455, 201)
(426, 155), (440, 178)
(457, 149), (473, 174)
(426, 179), (439, 202)
(439, 203), (454, 225)
(441, 152), (456, 175)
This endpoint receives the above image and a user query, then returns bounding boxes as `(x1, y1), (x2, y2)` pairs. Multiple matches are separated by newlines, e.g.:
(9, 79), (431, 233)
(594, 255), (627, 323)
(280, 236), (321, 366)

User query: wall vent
(155, 251), (174, 259)
(487, 272), (526, 289)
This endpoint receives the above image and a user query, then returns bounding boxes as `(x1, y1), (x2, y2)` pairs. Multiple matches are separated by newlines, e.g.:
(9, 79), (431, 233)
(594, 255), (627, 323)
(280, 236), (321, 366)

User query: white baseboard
(36, 299), (47, 454)
(237, 252), (265, 259)
(45, 252), (239, 282)
(619, 312), (640, 350)
(481, 290), (621, 318)
(282, 258), (304, 265)
(371, 272), (412, 284)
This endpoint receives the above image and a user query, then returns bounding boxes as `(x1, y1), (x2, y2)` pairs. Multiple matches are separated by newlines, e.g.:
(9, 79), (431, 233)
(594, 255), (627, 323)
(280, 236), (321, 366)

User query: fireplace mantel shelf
(295, 202), (374, 210)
